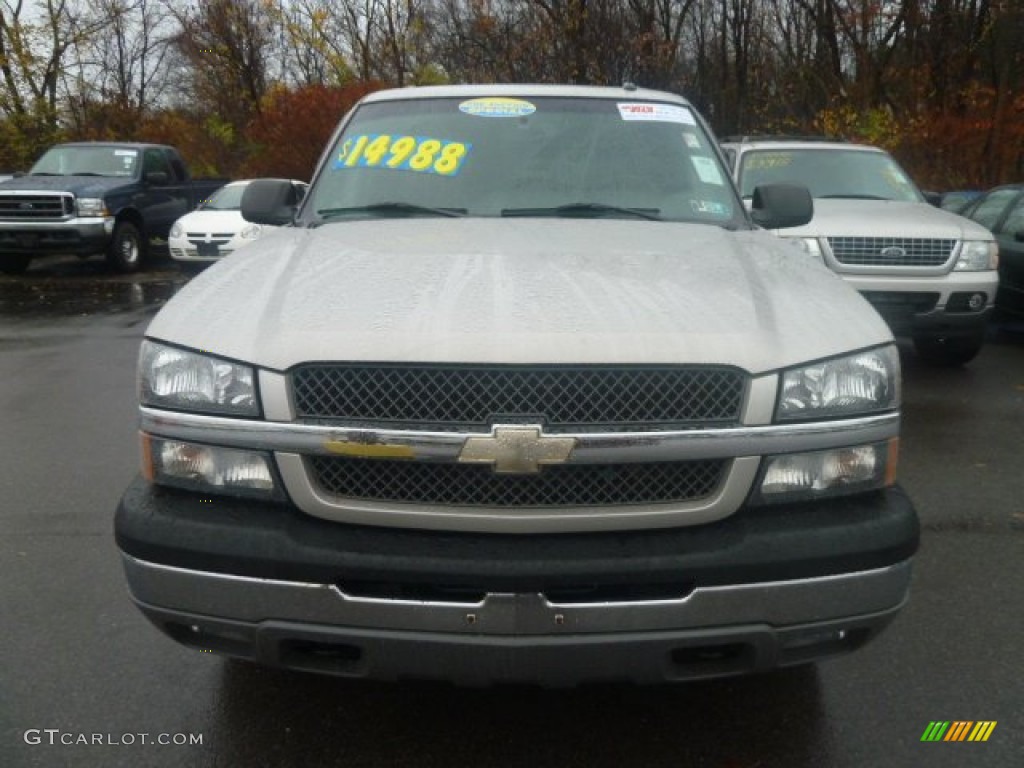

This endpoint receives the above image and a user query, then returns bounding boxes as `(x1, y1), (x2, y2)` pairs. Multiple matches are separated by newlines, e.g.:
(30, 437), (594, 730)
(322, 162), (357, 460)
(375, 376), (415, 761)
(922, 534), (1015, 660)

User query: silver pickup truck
(115, 85), (918, 686)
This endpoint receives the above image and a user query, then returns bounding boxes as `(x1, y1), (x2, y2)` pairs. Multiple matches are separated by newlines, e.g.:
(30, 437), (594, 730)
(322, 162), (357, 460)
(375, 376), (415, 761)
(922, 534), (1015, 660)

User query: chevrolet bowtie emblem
(458, 426), (576, 474)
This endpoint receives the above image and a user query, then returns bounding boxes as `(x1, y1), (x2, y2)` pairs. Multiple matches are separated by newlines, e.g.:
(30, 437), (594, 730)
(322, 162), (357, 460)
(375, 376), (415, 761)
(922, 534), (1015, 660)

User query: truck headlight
(955, 241), (998, 271)
(777, 345), (900, 421)
(170, 221), (183, 239)
(139, 341), (258, 417)
(753, 439), (898, 504)
(141, 435), (283, 500)
(76, 197), (108, 217)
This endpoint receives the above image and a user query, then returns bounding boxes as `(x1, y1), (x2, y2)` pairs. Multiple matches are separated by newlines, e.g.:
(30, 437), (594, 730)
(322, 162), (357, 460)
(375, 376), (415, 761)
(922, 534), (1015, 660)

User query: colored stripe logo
(921, 721), (997, 742)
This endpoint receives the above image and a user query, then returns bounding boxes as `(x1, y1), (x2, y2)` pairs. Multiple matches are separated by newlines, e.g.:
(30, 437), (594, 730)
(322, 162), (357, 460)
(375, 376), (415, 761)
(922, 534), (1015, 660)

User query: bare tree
(0, 0), (108, 165)
(63, 0), (177, 135)
(170, 0), (272, 121)
(267, 0), (354, 86)
(1, 0), (108, 117)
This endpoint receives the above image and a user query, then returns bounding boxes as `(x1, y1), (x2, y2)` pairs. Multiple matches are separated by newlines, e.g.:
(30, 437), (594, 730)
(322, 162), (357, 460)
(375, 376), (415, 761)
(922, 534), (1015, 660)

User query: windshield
(201, 183), (249, 210)
(306, 96), (743, 226)
(30, 146), (139, 177)
(737, 148), (922, 202)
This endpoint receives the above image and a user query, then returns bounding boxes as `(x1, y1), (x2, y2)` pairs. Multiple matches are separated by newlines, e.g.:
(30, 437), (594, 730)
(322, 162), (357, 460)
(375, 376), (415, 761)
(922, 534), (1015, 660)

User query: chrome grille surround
(291, 364), (747, 432)
(140, 404), (902, 532)
(827, 237), (956, 267)
(0, 191), (74, 220)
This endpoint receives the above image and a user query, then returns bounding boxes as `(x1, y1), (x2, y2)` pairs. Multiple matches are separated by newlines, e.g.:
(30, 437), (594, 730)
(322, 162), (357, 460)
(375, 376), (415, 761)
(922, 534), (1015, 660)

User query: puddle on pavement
(0, 251), (190, 319)
(0, 275), (186, 318)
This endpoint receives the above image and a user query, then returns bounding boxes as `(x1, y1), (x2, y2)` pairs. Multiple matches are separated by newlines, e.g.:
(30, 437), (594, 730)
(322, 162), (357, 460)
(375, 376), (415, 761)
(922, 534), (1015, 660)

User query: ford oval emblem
(879, 246), (906, 259)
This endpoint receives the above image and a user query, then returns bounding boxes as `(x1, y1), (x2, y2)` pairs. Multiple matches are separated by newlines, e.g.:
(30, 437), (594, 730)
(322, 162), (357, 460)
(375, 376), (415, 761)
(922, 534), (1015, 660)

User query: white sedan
(169, 179), (307, 265)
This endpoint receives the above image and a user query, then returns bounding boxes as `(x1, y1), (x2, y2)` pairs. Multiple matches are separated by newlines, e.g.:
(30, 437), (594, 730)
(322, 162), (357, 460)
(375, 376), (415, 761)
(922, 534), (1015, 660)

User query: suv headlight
(169, 221), (183, 239)
(783, 236), (823, 259)
(76, 197), (108, 217)
(955, 241), (998, 271)
(777, 345), (900, 421)
(139, 340), (258, 416)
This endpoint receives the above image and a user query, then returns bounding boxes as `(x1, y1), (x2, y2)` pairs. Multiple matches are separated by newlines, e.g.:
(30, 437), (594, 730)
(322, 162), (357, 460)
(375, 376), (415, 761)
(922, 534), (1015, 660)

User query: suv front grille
(308, 456), (726, 507)
(0, 193), (74, 219)
(828, 237), (956, 267)
(291, 364), (746, 432)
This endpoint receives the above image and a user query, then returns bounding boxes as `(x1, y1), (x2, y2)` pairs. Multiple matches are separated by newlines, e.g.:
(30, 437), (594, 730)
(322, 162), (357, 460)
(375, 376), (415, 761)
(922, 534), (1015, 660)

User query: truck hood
(146, 218), (892, 375)
(779, 198), (994, 240)
(0, 174), (134, 197)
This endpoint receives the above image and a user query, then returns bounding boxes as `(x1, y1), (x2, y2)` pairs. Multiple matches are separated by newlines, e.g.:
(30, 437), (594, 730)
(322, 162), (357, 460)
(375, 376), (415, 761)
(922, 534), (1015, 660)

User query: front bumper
(116, 478), (918, 684)
(843, 272), (996, 339)
(0, 217), (113, 255)
(168, 234), (247, 263)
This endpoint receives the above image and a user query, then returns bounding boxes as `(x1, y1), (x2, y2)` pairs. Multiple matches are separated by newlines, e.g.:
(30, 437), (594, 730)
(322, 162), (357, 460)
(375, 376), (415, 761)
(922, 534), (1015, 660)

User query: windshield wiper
(818, 194), (890, 200)
(501, 203), (662, 221)
(316, 202), (467, 223)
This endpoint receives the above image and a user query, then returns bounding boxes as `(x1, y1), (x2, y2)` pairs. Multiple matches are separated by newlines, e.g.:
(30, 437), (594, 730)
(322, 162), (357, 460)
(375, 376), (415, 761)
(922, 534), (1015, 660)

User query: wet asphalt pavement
(2, 253), (1022, 768)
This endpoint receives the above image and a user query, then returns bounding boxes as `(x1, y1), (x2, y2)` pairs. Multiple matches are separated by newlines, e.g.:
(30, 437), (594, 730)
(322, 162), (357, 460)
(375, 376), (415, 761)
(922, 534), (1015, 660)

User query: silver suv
(721, 138), (998, 365)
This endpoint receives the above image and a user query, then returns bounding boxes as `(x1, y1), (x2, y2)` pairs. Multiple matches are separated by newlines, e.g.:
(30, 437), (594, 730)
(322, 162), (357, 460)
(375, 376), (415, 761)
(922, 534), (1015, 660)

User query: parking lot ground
(1, 265), (1022, 767)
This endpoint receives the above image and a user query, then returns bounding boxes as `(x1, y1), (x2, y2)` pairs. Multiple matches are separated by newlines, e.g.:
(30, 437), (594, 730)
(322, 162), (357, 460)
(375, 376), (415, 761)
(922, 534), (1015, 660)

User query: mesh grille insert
(828, 237), (956, 267)
(309, 456), (726, 507)
(292, 364), (745, 431)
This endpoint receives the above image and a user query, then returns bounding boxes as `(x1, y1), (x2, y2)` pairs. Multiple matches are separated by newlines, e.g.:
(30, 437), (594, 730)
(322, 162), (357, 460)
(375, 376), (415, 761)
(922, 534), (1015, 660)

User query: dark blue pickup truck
(0, 143), (227, 274)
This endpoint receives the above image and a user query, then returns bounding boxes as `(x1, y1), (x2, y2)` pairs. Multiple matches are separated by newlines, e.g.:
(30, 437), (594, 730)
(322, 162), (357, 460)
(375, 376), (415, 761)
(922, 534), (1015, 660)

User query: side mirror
(144, 171), (169, 185)
(1014, 230), (1024, 243)
(922, 190), (942, 207)
(13, 171), (26, 178)
(750, 183), (813, 229)
(241, 179), (299, 226)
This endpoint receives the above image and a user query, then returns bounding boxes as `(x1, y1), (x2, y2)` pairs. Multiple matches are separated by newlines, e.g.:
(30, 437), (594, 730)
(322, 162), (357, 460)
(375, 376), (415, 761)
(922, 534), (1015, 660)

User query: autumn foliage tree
(239, 82), (382, 181)
(1, 0), (1021, 186)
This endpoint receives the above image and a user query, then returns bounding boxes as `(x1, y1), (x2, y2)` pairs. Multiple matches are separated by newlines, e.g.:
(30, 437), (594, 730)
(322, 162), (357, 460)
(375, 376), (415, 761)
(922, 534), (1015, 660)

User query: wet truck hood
(145, 218), (893, 375)
(777, 199), (994, 241)
(0, 174), (137, 197)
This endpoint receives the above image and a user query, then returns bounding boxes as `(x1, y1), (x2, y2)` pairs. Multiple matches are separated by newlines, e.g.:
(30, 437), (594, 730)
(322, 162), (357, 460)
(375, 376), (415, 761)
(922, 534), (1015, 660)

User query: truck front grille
(0, 193), (74, 219)
(828, 237), (956, 267)
(291, 364), (746, 432)
(308, 456), (726, 507)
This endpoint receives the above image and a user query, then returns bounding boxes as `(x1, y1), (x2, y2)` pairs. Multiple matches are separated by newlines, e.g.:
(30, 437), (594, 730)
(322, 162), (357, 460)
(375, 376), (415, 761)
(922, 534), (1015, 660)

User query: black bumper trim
(886, 306), (992, 339)
(115, 477), (918, 591)
(135, 602), (898, 686)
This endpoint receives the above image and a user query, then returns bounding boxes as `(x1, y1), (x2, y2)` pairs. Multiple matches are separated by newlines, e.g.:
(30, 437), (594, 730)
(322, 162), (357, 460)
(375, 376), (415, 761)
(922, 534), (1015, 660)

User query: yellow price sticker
(334, 134), (471, 177)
